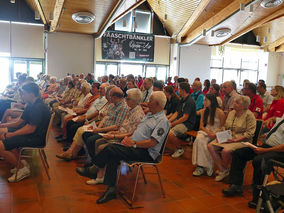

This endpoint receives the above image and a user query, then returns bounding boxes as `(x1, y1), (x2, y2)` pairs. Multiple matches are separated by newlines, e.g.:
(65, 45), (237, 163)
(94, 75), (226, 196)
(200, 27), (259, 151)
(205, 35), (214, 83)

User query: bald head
(222, 81), (234, 95)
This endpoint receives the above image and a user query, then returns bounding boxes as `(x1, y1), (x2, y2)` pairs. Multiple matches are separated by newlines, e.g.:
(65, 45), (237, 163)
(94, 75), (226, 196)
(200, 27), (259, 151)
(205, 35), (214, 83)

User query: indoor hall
(0, 0), (284, 212)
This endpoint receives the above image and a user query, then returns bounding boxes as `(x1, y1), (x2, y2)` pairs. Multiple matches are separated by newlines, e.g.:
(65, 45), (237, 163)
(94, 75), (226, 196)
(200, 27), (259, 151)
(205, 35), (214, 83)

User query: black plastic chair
(252, 119), (263, 145)
(117, 132), (169, 209)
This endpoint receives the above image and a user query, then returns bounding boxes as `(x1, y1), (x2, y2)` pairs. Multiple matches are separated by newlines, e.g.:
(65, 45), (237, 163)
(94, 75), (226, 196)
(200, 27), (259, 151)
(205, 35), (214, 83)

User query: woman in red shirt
(263, 85), (284, 129)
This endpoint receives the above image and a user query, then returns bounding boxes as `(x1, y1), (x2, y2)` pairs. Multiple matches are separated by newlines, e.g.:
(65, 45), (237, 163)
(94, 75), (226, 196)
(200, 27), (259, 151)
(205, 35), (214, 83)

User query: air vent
(260, 0), (283, 8)
(215, 28), (231, 37)
(72, 12), (95, 24)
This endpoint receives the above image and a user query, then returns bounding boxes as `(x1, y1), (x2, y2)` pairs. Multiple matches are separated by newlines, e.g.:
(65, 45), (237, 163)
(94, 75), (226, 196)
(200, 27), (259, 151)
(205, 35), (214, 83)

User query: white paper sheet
(216, 130), (232, 143)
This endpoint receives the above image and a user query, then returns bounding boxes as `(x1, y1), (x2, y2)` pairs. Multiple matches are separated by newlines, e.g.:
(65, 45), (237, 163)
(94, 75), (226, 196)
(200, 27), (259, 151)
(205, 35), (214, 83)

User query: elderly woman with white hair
(84, 88), (145, 185)
(42, 76), (59, 99)
(208, 95), (256, 181)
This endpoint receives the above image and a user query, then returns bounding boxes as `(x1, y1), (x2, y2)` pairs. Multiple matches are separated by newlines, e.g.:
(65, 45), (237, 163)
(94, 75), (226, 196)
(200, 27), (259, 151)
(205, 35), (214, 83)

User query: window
(106, 64), (117, 76)
(29, 61), (43, 80)
(115, 12), (132, 32)
(120, 64), (143, 76)
(210, 46), (268, 87)
(0, 57), (10, 92)
(146, 66), (156, 78)
(13, 60), (28, 79)
(157, 66), (167, 81)
(135, 10), (151, 34)
(95, 63), (106, 78)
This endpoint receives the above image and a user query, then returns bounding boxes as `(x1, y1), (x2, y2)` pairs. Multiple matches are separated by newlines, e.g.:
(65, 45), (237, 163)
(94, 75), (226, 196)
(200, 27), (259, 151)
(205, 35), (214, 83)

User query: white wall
(179, 44), (211, 84)
(47, 32), (94, 79)
(267, 52), (284, 87)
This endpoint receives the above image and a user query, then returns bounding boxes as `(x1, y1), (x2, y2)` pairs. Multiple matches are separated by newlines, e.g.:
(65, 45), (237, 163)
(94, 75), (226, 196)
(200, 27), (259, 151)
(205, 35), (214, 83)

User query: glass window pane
(157, 67), (167, 81)
(242, 60), (258, 70)
(223, 57), (240, 69)
(210, 69), (223, 84)
(146, 66), (155, 78)
(29, 61), (42, 80)
(135, 11), (151, 34)
(106, 64), (117, 76)
(120, 64), (142, 76)
(115, 12), (132, 32)
(14, 60), (27, 79)
(240, 70), (258, 85)
(95, 64), (105, 78)
(223, 69), (239, 84)
(0, 58), (10, 92)
(210, 58), (223, 67)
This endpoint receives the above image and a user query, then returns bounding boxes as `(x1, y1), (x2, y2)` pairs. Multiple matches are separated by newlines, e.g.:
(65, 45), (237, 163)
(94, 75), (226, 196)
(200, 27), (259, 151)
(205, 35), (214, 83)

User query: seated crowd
(0, 72), (283, 208)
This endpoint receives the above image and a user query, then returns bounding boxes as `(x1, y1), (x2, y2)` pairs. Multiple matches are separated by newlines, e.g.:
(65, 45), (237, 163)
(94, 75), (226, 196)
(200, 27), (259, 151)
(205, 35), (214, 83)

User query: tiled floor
(0, 130), (256, 213)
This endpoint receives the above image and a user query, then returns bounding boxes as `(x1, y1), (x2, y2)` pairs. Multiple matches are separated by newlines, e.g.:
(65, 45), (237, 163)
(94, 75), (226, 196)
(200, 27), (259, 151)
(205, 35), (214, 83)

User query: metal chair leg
(14, 149), (23, 181)
(39, 150), (51, 180)
(41, 149), (49, 168)
(140, 166), (147, 184)
(153, 165), (165, 197)
(129, 165), (141, 208)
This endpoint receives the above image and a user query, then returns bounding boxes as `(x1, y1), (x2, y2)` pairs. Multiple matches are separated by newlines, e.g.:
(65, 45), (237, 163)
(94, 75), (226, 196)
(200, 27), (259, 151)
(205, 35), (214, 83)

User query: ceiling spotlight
(256, 35), (260, 42)
(215, 28), (231, 37)
(261, 0), (283, 8)
(263, 36), (267, 43)
(35, 11), (40, 20)
(72, 12), (95, 24)
(49, 12), (54, 21)
(240, 3), (245, 11)
(249, 4), (254, 12)
(10, 0), (15, 3)
(164, 14), (168, 21)
(202, 29), (207, 36)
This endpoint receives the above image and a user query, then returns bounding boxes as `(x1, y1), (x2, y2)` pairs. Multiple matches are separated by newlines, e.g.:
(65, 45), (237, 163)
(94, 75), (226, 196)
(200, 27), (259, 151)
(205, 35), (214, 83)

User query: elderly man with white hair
(76, 91), (170, 204)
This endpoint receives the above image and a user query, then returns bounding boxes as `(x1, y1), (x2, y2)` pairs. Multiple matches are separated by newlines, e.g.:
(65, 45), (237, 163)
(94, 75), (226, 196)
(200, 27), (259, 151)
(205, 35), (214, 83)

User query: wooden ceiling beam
(111, 0), (146, 24)
(267, 35), (284, 52)
(276, 43), (284, 52)
(181, 0), (252, 44)
(50, 0), (65, 32)
(176, 0), (211, 42)
(34, 0), (47, 25)
(220, 7), (284, 45)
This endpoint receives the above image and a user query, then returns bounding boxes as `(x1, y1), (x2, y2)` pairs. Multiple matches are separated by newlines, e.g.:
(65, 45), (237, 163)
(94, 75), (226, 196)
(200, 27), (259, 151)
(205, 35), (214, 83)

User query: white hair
(237, 95), (251, 110)
(151, 91), (167, 108)
(126, 88), (142, 104)
(82, 82), (91, 93)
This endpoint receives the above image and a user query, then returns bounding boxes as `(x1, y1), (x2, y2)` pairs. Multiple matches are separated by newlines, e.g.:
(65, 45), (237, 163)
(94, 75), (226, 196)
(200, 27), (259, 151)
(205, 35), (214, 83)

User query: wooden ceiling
(24, 0), (284, 52)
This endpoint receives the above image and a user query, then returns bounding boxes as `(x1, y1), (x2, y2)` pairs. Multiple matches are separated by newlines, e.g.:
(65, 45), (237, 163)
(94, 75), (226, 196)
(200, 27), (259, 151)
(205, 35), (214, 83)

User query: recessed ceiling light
(261, 0), (283, 8)
(215, 28), (231, 37)
(72, 12), (95, 24)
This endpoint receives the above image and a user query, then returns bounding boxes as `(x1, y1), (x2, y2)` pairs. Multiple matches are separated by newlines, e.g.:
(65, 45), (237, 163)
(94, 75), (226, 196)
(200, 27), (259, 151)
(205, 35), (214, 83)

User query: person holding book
(208, 96), (256, 181)
(222, 115), (284, 210)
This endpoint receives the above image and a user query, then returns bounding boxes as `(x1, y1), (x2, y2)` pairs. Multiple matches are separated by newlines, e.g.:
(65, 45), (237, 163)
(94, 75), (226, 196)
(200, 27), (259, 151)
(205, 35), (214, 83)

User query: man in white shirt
(257, 82), (273, 113)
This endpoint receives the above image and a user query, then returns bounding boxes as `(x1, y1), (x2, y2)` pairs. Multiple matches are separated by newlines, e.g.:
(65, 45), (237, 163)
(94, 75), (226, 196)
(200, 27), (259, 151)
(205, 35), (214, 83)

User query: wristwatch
(133, 142), (137, 148)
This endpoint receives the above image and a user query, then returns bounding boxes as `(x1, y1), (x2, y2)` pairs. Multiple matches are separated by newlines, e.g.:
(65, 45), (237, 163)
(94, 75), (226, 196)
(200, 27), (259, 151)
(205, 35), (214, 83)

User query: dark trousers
(228, 144), (284, 199)
(93, 144), (153, 187)
(66, 120), (85, 143)
(82, 132), (102, 160)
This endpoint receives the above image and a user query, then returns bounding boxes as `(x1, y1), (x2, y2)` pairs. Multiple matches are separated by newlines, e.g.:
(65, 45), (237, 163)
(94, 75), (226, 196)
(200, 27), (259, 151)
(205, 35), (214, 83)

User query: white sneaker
(171, 148), (184, 158)
(192, 167), (205, 176)
(10, 160), (30, 174)
(215, 169), (229, 182)
(206, 167), (214, 177)
(8, 166), (30, 183)
(86, 177), (104, 185)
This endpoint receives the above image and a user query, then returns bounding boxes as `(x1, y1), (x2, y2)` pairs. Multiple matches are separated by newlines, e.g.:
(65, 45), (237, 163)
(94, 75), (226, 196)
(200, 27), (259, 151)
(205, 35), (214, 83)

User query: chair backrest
(45, 112), (55, 145)
(155, 131), (169, 163)
(252, 119), (263, 145)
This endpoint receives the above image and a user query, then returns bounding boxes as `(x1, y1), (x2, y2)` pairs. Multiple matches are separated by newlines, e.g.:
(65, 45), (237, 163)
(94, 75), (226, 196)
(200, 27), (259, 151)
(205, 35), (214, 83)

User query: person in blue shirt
(191, 80), (205, 111)
(75, 91), (170, 204)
